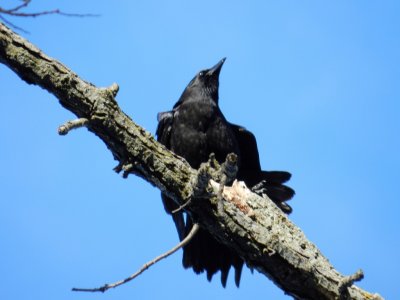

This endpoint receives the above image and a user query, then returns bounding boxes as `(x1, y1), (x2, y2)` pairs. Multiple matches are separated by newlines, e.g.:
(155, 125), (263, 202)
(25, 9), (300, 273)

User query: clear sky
(1, 1), (399, 299)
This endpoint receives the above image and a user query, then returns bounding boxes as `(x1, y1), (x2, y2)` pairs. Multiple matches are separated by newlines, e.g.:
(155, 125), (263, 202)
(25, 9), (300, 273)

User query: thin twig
(171, 199), (191, 214)
(0, 1), (99, 33)
(0, 15), (28, 33)
(7, 0), (31, 13)
(0, 5), (99, 18)
(0, 10), (99, 18)
(72, 223), (200, 293)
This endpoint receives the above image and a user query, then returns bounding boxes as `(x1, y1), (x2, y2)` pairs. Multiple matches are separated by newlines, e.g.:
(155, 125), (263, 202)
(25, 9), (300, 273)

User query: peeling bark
(0, 22), (383, 300)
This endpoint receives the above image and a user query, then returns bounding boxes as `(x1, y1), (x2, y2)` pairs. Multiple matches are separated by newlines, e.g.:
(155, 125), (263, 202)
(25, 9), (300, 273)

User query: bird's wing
(228, 123), (262, 173)
(229, 122), (292, 183)
(156, 110), (174, 147)
(156, 110), (187, 240)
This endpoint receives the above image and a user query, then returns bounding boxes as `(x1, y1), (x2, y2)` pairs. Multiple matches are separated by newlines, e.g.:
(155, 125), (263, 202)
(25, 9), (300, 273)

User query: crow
(156, 58), (294, 287)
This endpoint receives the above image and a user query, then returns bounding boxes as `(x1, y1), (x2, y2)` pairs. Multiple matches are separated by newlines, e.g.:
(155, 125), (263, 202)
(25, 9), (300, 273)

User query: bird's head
(178, 58), (226, 105)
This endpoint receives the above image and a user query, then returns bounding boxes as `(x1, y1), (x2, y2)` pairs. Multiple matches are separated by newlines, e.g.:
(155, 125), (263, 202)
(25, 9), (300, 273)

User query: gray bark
(0, 22), (383, 300)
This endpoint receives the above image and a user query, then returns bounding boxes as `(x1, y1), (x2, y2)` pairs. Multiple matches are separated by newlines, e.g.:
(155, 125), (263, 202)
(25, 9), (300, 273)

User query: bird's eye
(199, 71), (204, 76)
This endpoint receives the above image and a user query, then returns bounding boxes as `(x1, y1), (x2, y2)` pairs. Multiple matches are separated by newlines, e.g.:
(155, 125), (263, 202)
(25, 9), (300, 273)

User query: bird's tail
(251, 171), (295, 214)
(162, 193), (244, 287)
(182, 218), (244, 288)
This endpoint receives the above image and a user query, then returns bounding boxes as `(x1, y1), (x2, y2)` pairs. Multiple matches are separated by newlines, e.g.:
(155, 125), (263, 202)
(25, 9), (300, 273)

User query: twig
(5, 0), (31, 13)
(122, 163), (133, 178)
(218, 153), (238, 214)
(58, 118), (89, 135)
(0, 1), (99, 34)
(220, 153), (238, 183)
(72, 223), (200, 292)
(217, 173), (227, 214)
(0, 1), (99, 18)
(171, 199), (191, 214)
(339, 269), (364, 294)
(172, 155), (222, 214)
(0, 15), (28, 33)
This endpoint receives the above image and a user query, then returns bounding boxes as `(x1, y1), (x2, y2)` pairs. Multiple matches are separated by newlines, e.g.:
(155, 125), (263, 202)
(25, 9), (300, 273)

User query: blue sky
(1, 1), (399, 299)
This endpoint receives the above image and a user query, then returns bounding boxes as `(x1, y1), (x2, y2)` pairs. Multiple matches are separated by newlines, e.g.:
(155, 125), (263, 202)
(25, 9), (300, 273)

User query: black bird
(156, 58), (294, 287)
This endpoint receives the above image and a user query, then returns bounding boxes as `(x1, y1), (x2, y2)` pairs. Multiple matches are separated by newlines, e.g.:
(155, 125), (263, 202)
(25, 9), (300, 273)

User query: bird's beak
(206, 57), (226, 77)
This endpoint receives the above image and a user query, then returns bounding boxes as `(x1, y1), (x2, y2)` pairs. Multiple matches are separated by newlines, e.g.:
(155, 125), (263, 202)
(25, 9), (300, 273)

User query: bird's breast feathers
(173, 99), (218, 129)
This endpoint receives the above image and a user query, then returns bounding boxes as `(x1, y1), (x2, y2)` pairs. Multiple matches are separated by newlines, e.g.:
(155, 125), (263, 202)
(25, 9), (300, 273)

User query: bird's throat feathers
(180, 84), (219, 104)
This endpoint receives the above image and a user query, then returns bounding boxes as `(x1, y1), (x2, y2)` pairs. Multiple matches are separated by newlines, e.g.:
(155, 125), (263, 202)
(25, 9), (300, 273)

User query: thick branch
(0, 22), (383, 300)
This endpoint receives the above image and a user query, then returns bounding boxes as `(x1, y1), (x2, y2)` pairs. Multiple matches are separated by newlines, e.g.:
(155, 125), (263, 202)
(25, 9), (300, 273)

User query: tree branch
(0, 1), (98, 33)
(0, 22), (383, 300)
(72, 224), (200, 292)
(0, 1), (98, 18)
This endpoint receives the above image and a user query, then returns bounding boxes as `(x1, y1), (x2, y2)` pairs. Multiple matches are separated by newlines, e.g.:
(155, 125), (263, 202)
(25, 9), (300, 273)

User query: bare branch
(0, 1), (98, 18)
(6, 0), (32, 13)
(0, 22), (384, 300)
(72, 224), (200, 293)
(0, 15), (28, 33)
(0, 1), (98, 33)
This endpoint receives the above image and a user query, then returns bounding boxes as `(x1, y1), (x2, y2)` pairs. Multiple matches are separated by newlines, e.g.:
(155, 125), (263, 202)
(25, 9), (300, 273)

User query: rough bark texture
(0, 22), (383, 300)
